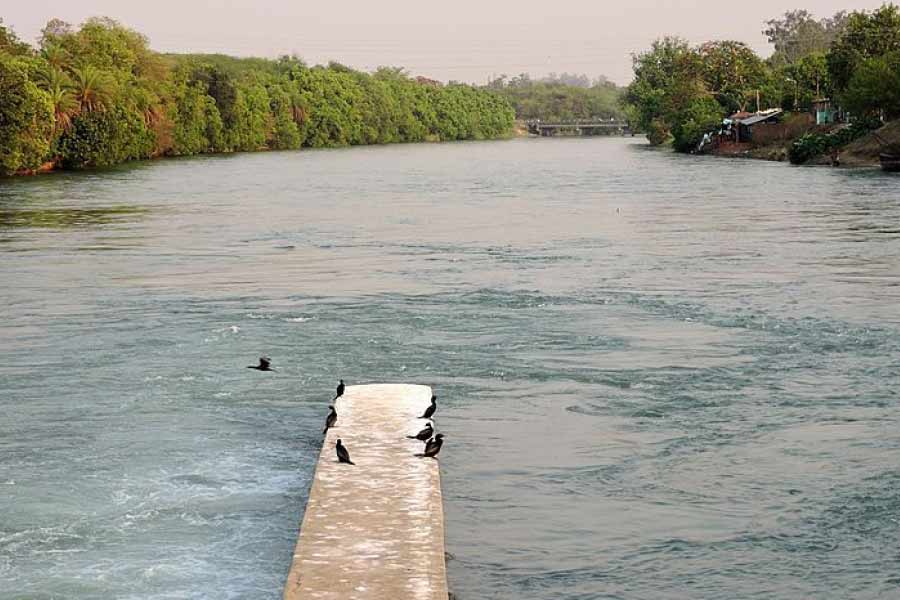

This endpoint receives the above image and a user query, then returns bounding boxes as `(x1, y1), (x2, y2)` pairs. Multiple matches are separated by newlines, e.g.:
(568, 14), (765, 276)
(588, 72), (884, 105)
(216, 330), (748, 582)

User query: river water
(1, 138), (899, 599)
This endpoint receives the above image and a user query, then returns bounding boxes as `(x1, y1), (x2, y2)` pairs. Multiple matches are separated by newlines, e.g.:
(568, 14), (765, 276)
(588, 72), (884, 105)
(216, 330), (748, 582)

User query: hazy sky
(3, 1), (887, 84)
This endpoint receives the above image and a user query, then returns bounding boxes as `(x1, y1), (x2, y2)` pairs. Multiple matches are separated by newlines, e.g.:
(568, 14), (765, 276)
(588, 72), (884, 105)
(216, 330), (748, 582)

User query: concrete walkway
(283, 384), (448, 600)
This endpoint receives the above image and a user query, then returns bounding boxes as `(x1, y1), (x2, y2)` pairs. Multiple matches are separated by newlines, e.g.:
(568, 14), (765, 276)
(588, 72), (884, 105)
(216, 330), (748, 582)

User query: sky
(2, 1), (888, 85)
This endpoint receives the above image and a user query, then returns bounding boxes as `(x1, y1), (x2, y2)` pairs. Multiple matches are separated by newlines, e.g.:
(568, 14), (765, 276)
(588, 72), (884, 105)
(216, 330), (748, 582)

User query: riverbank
(707, 119), (900, 168)
(4, 118), (519, 179)
(0, 18), (515, 177)
(7, 133), (519, 179)
(808, 119), (900, 167)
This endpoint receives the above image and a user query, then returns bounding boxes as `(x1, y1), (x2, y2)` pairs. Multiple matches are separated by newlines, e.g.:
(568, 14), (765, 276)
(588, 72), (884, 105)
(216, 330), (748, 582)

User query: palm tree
(41, 44), (70, 71)
(70, 65), (115, 113)
(129, 84), (163, 127)
(37, 68), (77, 133)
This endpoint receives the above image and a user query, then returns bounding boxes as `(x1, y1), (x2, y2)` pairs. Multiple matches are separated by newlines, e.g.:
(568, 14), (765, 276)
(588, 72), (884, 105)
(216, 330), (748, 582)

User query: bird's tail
(406, 435), (418, 439)
(414, 453), (426, 458)
(348, 459), (355, 465)
(323, 426), (329, 434)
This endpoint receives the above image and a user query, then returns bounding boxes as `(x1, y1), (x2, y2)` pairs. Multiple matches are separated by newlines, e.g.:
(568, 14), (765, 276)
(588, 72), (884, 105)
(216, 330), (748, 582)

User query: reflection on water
(0, 206), (148, 230)
(1, 138), (899, 600)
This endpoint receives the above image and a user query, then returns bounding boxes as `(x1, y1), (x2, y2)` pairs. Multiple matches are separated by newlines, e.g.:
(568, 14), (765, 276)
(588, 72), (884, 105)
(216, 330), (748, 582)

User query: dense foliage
(828, 5), (900, 118)
(624, 38), (773, 151)
(625, 3), (900, 153)
(486, 73), (625, 122)
(0, 18), (514, 175)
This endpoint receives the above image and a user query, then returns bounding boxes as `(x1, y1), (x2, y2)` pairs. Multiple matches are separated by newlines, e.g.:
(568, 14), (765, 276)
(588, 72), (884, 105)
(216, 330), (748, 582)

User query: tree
(542, 72), (591, 88)
(671, 96), (724, 152)
(57, 105), (154, 168)
(70, 65), (116, 112)
(0, 55), (53, 174)
(0, 19), (33, 56)
(625, 37), (706, 144)
(42, 44), (71, 71)
(764, 10), (849, 66)
(37, 68), (78, 134)
(764, 10), (848, 65)
(170, 79), (212, 155)
(39, 18), (73, 47)
(780, 51), (830, 109)
(841, 50), (900, 118)
(698, 41), (769, 113)
(489, 74), (624, 122)
(828, 4), (900, 97)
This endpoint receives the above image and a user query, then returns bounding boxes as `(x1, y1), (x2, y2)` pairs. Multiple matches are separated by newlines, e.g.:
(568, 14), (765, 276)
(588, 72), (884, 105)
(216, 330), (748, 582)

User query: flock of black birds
(247, 357), (445, 465)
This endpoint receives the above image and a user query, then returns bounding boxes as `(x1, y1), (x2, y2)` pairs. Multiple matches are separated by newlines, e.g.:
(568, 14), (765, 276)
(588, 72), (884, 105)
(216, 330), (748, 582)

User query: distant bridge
(526, 119), (633, 137)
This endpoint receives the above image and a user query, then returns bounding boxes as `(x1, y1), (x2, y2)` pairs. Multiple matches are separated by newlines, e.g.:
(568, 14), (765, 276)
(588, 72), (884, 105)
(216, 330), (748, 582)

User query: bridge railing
(525, 118), (627, 126)
(524, 118), (633, 136)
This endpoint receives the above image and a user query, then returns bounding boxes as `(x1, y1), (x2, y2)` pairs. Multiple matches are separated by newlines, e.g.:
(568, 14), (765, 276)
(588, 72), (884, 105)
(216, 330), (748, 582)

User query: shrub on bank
(787, 118), (881, 164)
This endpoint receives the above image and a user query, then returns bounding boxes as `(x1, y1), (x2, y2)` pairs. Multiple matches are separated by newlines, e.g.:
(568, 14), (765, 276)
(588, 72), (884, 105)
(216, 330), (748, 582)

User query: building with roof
(734, 109), (784, 143)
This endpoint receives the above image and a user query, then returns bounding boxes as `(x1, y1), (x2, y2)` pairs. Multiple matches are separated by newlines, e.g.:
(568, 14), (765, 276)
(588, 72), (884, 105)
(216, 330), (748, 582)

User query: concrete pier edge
(283, 383), (448, 600)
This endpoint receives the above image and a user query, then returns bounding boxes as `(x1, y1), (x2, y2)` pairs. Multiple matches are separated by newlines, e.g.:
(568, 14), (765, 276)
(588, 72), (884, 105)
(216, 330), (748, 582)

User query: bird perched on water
(334, 379), (345, 400)
(247, 356), (273, 371)
(323, 405), (337, 434)
(407, 422), (433, 442)
(423, 434), (444, 459)
(420, 394), (437, 419)
(336, 439), (354, 465)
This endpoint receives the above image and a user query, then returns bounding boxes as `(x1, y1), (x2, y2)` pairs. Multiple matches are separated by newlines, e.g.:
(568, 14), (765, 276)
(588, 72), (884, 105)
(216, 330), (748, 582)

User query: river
(1, 138), (899, 599)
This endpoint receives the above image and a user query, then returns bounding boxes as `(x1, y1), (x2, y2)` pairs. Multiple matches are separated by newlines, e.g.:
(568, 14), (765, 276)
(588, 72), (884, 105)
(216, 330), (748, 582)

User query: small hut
(812, 98), (837, 124)
(734, 109), (784, 143)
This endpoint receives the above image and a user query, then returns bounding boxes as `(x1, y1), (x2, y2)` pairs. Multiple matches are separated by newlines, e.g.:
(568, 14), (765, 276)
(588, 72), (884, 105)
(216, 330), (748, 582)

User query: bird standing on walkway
(407, 423), (433, 442)
(334, 379), (345, 400)
(323, 405), (337, 434)
(336, 439), (354, 465)
(247, 357), (273, 371)
(423, 434), (444, 459)
(420, 394), (437, 419)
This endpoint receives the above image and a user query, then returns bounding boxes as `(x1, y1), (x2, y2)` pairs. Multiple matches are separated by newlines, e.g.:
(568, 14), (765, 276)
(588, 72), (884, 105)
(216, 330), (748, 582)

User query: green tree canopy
(625, 37), (708, 146)
(698, 41), (769, 113)
(828, 4), (900, 96)
(841, 50), (900, 118)
(0, 54), (53, 173)
(780, 51), (830, 110)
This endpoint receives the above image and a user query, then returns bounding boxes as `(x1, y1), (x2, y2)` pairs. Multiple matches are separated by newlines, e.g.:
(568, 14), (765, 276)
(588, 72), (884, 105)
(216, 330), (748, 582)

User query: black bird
(407, 423), (433, 442)
(336, 439), (354, 465)
(423, 434), (444, 459)
(323, 405), (337, 434)
(419, 394), (437, 419)
(247, 356), (273, 371)
(334, 379), (345, 400)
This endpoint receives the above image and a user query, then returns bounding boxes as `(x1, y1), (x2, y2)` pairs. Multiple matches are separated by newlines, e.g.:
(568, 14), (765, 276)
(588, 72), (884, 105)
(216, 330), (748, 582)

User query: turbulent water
(1, 138), (899, 599)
